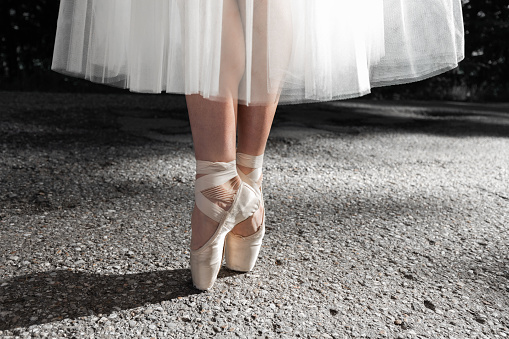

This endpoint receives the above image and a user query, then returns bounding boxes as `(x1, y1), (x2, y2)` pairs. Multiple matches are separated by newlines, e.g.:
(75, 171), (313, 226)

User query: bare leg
(237, 104), (277, 156)
(187, 0), (246, 251)
(187, 96), (238, 250)
(231, 103), (277, 236)
(231, 0), (290, 236)
(189, 0), (291, 243)
(187, 96), (237, 163)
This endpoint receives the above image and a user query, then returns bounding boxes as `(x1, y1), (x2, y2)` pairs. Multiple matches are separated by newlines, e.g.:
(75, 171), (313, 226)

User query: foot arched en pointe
(224, 152), (266, 272)
(190, 160), (260, 290)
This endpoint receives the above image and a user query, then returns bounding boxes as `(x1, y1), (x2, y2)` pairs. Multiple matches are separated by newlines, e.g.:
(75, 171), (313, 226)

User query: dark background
(1, 0), (508, 102)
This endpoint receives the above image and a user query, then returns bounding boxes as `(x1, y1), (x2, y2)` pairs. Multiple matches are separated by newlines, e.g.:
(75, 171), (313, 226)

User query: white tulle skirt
(52, 0), (464, 106)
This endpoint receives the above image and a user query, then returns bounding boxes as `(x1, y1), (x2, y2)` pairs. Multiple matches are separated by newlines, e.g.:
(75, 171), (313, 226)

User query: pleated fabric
(51, 0), (464, 106)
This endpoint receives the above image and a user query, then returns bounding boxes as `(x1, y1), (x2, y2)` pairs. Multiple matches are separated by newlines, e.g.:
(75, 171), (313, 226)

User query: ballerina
(52, 0), (464, 290)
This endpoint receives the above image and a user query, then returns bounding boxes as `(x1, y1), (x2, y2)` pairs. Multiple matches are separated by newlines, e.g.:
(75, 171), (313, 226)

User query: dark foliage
(0, 1), (62, 90)
(1, 0), (508, 101)
(0, 0), (123, 93)
(461, 0), (509, 101)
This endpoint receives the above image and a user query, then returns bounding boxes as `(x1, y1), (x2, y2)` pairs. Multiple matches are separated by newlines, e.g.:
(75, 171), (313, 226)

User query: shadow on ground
(1, 92), (508, 151)
(275, 101), (509, 138)
(0, 268), (243, 330)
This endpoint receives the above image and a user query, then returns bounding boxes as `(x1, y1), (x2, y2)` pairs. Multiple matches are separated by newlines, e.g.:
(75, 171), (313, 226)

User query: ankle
(236, 152), (264, 192)
(236, 152), (264, 167)
(237, 164), (254, 175)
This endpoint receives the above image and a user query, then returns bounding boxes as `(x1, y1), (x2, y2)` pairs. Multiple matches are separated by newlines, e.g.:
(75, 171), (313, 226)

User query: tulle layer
(51, 0), (464, 105)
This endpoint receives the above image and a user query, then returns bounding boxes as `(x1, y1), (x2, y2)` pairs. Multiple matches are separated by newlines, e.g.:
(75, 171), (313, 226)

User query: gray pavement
(0, 91), (508, 338)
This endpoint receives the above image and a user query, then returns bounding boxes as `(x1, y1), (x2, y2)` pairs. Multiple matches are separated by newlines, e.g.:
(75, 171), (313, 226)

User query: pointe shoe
(224, 153), (265, 272)
(190, 160), (260, 291)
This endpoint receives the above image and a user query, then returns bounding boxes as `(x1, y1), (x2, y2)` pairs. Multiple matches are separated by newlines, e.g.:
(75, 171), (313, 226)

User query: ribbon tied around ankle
(195, 160), (239, 223)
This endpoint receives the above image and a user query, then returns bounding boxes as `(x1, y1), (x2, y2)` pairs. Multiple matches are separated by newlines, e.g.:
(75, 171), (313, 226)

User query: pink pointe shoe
(190, 160), (260, 291)
(224, 153), (266, 272)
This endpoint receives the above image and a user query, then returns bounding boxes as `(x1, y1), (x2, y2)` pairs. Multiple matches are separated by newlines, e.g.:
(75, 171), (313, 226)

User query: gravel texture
(0, 91), (508, 338)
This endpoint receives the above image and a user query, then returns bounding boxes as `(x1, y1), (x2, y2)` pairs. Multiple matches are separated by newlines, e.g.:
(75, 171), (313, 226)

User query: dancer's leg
(186, 0), (246, 251)
(232, 103), (277, 236)
(187, 96), (238, 251)
(232, 0), (291, 236)
(187, 96), (237, 163)
(237, 104), (277, 156)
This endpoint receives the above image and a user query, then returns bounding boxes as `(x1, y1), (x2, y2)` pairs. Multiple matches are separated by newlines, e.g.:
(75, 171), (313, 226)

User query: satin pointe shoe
(190, 160), (260, 291)
(224, 152), (265, 272)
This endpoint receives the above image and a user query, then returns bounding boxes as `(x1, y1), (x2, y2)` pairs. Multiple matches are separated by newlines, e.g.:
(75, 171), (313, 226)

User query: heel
(225, 208), (265, 272)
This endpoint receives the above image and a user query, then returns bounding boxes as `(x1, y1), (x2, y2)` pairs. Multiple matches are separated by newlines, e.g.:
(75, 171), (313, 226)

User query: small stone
(424, 300), (436, 311)
(474, 316), (486, 324)
(394, 319), (403, 325)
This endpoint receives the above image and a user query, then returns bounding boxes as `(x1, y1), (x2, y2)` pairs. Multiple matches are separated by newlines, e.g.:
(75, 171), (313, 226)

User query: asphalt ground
(0, 92), (508, 338)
